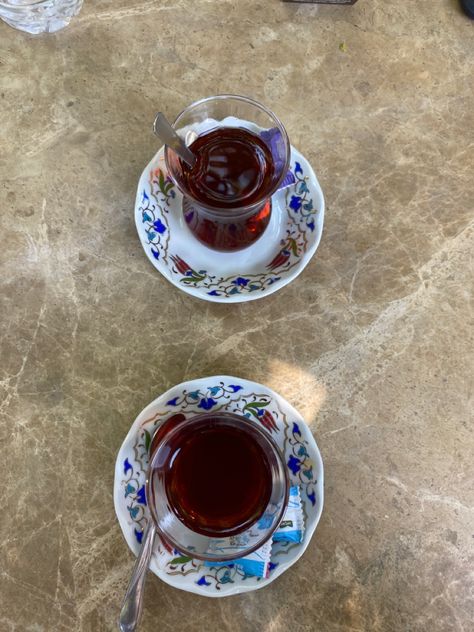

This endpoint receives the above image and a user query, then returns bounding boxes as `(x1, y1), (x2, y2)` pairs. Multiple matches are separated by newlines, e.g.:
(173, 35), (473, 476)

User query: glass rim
(146, 411), (290, 561)
(163, 94), (291, 215)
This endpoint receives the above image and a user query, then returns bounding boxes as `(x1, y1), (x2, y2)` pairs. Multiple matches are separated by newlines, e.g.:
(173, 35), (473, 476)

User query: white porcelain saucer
(134, 148), (325, 303)
(114, 376), (324, 597)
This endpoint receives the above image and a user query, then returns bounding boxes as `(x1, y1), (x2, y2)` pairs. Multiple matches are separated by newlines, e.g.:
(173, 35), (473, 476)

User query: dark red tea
(183, 197), (272, 251)
(177, 127), (275, 251)
(180, 127), (275, 209)
(164, 417), (273, 537)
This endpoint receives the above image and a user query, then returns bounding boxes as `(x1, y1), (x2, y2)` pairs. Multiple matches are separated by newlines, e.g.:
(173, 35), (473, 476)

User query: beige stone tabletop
(1, 1), (473, 630)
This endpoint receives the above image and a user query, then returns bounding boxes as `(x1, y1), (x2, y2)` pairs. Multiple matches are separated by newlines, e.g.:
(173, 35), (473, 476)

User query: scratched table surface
(1, 1), (473, 630)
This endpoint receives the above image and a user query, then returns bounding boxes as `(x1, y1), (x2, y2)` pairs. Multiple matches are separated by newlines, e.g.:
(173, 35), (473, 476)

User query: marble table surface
(1, 1), (473, 630)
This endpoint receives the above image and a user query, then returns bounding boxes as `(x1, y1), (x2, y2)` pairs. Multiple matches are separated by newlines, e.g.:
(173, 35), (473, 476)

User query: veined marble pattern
(0, 1), (473, 631)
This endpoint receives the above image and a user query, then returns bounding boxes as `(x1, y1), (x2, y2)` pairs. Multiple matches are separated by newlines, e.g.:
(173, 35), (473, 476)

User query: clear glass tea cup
(147, 412), (289, 561)
(0, 0), (83, 34)
(164, 95), (291, 252)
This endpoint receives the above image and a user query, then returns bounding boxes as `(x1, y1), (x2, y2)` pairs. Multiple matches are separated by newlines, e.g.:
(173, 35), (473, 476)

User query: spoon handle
(153, 112), (197, 168)
(118, 520), (156, 632)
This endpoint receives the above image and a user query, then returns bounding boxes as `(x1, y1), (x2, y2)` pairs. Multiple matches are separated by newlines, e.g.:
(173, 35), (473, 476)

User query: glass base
(183, 197), (272, 252)
(1, 14), (71, 33)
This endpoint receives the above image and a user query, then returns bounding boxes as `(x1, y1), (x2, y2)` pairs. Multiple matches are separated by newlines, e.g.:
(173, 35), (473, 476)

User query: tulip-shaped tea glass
(164, 95), (291, 252)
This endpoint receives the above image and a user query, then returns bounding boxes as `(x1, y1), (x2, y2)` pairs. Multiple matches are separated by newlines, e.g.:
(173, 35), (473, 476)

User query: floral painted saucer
(114, 376), (324, 597)
(134, 147), (325, 303)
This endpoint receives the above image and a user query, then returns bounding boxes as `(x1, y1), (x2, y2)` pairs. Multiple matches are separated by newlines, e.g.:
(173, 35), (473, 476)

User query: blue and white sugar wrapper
(204, 486), (305, 578)
(273, 485), (305, 543)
